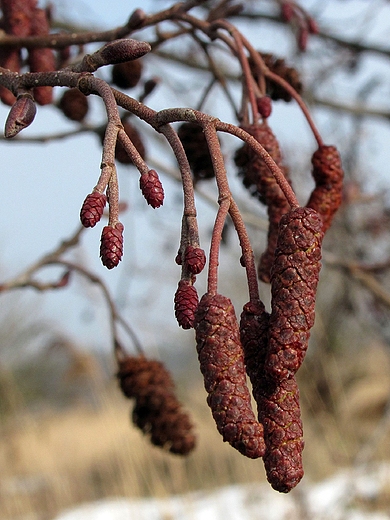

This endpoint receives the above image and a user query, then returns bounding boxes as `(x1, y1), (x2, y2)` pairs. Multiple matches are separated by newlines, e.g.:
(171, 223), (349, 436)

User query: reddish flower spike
(240, 302), (304, 493)
(195, 293), (265, 459)
(80, 192), (107, 228)
(140, 169), (164, 208)
(100, 222), (124, 269)
(265, 207), (323, 381)
(174, 279), (199, 329)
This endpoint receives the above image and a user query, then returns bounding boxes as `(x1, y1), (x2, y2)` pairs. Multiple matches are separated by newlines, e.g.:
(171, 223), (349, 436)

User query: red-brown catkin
(0, 0), (35, 105)
(265, 207), (323, 381)
(28, 7), (56, 105)
(100, 222), (124, 269)
(194, 293), (265, 458)
(240, 301), (304, 493)
(261, 376), (304, 492)
(307, 145), (344, 233)
(174, 279), (199, 329)
(139, 169), (164, 208)
(80, 192), (107, 228)
(234, 122), (291, 283)
(117, 355), (196, 455)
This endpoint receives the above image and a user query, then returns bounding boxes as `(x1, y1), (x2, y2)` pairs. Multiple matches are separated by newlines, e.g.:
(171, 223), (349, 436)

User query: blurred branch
(234, 10), (390, 59)
(325, 252), (390, 308)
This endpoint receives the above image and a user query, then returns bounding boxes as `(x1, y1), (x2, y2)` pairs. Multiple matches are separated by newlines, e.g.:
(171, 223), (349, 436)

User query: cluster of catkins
(79, 165), (164, 270)
(192, 142), (341, 492)
(0, 0), (55, 106)
(113, 56), (342, 492)
(172, 54), (343, 491)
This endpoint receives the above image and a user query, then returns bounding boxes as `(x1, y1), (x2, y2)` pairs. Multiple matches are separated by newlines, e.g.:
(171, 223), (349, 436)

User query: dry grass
(2, 339), (390, 520)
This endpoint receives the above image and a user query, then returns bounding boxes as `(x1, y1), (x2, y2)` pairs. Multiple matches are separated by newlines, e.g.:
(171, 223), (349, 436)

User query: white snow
(54, 463), (390, 520)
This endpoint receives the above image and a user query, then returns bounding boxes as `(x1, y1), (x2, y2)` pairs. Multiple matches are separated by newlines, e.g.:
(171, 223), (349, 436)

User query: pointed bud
(100, 222), (124, 269)
(140, 169), (164, 208)
(80, 192), (107, 228)
(98, 39), (151, 65)
(4, 95), (36, 138)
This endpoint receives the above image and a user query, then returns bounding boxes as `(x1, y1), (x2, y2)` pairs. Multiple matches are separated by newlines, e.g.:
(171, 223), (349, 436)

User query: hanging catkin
(195, 293), (265, 458)
(260, 376), (304, 492)
(240, 301), (304, 493)
(265, 206), (323, 381)
(234, 122), (291, 283)
(307, 145), (344, 233)
(117, 355), (196, 455)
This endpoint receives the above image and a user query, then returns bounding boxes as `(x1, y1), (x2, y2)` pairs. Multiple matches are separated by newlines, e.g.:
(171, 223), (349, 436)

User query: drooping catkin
(265, 206), (323, 381)
(240, 300), (304, 493)
(250, 53), (303, 102)
(0, 0), (35, 105)
(234, 122), (291, 282)
(260, 376), (304, 493)
(27, 7), (56, 105)
(194, 293), (265, 458)
(307, 145), (344, 233)
(117, 355), (196, 455)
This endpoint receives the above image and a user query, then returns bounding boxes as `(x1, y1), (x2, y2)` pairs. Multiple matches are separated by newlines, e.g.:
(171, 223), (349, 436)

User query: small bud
(140, 169), (164, 208)
(184, 246), (206, 275)
(100, 222), (124, 269)
(174, 279), (199, 329)
(80, 192), (107, 228)
(99, 39), (151, 65)
(256, 96), (272, 119)
(4, 95), (36, 138)
(175, 251), (182, 265)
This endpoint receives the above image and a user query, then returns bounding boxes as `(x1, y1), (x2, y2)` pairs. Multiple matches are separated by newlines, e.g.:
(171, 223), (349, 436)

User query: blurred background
(1, 0), (390, 518)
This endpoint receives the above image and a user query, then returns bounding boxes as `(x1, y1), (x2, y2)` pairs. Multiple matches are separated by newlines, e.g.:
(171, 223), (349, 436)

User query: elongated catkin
(195, 293), (265, 458)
